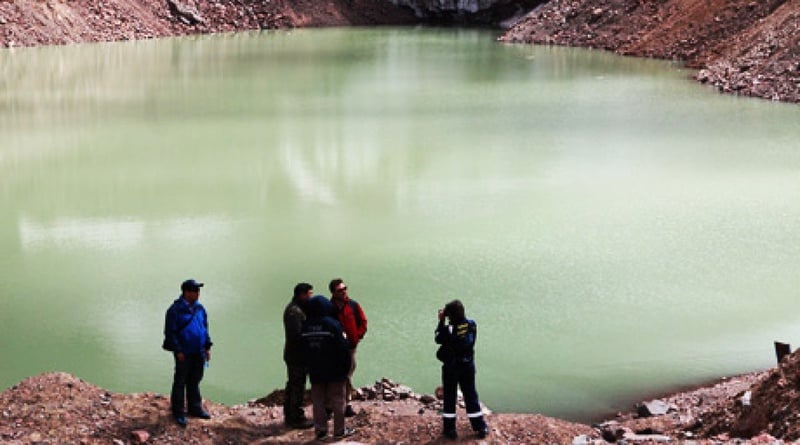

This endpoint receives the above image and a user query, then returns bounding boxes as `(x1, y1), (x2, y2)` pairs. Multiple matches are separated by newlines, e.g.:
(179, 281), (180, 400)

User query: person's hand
(176, 352), (185, 362)
(438, 309), (445, 321)
(205, 349), (211, 362)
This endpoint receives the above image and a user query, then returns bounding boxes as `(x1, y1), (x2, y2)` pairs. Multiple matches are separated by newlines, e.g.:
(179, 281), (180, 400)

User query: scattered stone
(166, 0), (204, 24)
(740, 390), (751, 406)
(637, 399), (671, 417)
(572, 434), (592, 444)
(622, 431), (671, 442)
(419, 394), (436, 404)
(131, 429), (149, 443)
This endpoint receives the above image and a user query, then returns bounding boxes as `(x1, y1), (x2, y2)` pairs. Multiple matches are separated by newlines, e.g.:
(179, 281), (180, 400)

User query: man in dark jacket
(435, 299), (488, 440)
(164, 278), (213, 427)
(282, 282), (314, 429)
(301, 295), (355, 440)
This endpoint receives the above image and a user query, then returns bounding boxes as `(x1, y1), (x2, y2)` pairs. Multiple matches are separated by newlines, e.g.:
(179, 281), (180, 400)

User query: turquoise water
(1, 27), (799, 422)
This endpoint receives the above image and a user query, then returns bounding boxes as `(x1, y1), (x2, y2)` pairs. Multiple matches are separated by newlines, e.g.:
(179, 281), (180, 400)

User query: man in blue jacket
(164, 278), (213, 427)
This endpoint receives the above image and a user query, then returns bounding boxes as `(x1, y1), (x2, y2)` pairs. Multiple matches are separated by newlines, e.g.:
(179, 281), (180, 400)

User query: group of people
(282, 279), (367, 440)
(162, 277), (489, 441)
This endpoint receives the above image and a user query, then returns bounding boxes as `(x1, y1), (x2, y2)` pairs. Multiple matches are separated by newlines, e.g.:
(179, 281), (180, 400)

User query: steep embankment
(1, 0), (798, 102)
(500, 0), (800, 102)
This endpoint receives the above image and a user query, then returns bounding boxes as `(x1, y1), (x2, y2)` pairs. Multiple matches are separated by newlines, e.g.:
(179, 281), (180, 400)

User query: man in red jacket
(329, 278), (367, 417)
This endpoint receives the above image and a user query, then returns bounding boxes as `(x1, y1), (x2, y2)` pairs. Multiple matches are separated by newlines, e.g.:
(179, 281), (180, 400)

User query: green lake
(1, 27), (799, 422)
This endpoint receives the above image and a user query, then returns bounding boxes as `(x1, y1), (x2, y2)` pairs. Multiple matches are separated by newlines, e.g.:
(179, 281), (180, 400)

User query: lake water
(1, 27), (799, 422)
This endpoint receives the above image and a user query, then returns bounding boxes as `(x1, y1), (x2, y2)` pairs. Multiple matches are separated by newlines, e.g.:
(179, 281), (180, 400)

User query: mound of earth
(5, 359), (800, 444)
(500, 0), (800, 102)
(698, 349), (800, 441)
(0, 373), (593, 444)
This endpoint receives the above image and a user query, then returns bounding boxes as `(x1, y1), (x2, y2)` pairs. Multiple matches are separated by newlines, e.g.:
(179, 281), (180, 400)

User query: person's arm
(471, 321), (477, 346)
(203, 306), (213, 361)
(434, 309), (449, 345)
(354, 302), (367, 340)
(332, 321), (352, 374)
(164, 305), (183, 356)
(284, 307), (304, 344)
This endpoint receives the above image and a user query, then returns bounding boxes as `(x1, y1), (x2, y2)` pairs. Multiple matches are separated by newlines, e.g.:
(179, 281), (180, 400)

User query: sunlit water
(1, 27), (799, 422)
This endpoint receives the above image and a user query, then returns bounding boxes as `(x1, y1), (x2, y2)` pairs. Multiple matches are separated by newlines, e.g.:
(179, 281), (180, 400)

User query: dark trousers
(311, 380), (346, 435)
(284, 362), (308, 423)
(171, 353), (205, 416)
(442, 362), (487, 432)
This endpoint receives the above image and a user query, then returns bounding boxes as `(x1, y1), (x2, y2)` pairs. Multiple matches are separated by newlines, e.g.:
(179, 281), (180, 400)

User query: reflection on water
(18, 216), (233, 252)
(1, 28), (800, 422)
(19, 217), (146, 251)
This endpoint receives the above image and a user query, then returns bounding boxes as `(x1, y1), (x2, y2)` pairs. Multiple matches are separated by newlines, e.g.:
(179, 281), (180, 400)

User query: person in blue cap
(435, 299), (489, 440)
(163, 278), (213, 427)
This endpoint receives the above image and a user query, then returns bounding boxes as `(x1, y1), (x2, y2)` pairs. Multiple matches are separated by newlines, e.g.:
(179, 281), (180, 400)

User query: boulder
(637, 399), (670, 417)
(131, 430), (150, 443)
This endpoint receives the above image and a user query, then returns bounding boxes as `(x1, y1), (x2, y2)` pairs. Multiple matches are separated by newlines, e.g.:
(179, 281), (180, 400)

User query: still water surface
(1, 27), (799, 421)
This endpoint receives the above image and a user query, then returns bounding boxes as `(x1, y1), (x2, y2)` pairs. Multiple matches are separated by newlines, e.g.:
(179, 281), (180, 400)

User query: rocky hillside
(0, 0), (417, 48)
(1, 0), (798, 103)
(500, 0), (800, 102)
(698, 349), (800, 441)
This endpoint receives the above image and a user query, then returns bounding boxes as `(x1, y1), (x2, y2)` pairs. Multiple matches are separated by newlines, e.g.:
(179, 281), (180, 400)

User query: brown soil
(499, 0), (800, 102)
(0, 0), (417, 48)
(0, 372), (595, 444)
(4, 356), (800, 444)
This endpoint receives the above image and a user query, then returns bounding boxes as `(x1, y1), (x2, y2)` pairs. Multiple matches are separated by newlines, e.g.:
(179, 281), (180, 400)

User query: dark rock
(419, 394), (436, 404)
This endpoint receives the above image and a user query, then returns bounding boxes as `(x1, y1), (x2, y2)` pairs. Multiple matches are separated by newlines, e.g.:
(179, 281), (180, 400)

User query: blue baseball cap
(181, 279), (204, 291)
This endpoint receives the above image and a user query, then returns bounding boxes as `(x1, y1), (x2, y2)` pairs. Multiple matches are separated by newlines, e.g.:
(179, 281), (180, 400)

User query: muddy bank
(500, 0), (800, 103)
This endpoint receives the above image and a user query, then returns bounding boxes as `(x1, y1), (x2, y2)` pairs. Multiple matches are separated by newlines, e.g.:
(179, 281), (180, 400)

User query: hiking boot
(344, 405), (357, 417)
(315, 429), (327, 440)
(443, 429), (457, 440)
(189, 410), (211, 419)
(477, 427), (489, 438)
(174, 414), (188, 427)
(287, 418), (314, 429)
(334, 427), (355, 439)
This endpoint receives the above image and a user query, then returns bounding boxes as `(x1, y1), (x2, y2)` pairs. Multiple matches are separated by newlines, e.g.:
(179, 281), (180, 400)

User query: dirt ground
(2, 358), (798, 445)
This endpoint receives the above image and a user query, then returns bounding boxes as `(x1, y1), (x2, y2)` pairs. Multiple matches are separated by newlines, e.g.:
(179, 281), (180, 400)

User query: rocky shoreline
(1, 0), (798, 104)
(499, 0), (800, 103)
(5, 351), (800, 444)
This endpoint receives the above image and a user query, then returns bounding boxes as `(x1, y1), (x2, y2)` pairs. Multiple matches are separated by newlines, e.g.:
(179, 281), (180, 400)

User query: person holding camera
(435, 299), (489, 440)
